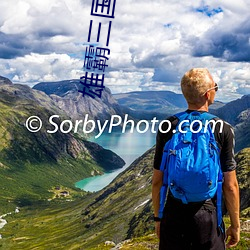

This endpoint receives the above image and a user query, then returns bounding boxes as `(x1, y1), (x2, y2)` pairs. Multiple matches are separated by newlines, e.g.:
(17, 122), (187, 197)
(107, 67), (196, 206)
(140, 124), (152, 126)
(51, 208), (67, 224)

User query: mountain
(114, 91), (187, 110)
(211, 94), (250, 152)
(114, 91), (248, 124)
(33, 82), (227, 122)
(79, 147), (155, 248)
(209, 100), (225, 110)
(0, 76), (12, 85)
(33, 80), (124, 123)
(0, 78), (125, 212)
(213, 94), (250, 125)
(0, 147), (155, 249)
(0, 77), (249, 249)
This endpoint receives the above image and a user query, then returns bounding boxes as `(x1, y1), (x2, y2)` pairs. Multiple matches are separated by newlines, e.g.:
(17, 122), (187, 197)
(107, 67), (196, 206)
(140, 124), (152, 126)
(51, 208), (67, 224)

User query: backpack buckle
(169, 149), (176, 155)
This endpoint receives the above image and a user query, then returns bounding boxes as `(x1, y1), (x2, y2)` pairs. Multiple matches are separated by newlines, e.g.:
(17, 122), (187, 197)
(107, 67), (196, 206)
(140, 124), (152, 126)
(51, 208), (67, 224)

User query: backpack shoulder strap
(173, 111), (189, 121)
(201, 112), (223, 230)
(201, 112), (217, 120)
(174, 111), (217, 121)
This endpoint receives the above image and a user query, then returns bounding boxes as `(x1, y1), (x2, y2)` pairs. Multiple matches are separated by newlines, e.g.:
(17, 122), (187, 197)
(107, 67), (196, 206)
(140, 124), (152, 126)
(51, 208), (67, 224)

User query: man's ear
(204, 92), (209, 100)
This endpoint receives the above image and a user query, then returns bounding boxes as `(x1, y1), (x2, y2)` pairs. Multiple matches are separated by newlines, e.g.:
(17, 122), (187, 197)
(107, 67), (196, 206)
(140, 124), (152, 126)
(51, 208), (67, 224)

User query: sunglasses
(203, 83), (218, 95)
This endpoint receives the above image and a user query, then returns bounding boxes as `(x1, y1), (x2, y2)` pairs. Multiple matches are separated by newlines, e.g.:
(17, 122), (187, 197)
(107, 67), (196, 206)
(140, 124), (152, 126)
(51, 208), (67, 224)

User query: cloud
(0, 0), (90, 58)
(192, 18), (250, 62)
(0, 0), (249, 101)
(152, 66), (180, 83)
(106, 70), (154, 93)
(0, 32), (29, 59)
(0, 53), (83, 86)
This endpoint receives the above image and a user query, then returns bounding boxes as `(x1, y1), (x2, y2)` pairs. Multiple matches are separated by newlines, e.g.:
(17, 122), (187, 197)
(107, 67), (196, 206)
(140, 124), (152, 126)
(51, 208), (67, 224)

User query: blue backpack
(158, 111), (223, 228)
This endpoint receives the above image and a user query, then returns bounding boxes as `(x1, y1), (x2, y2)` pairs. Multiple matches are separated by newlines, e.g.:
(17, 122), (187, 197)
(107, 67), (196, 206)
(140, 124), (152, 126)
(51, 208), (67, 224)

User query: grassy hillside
(0, 148), (155, 249)
(0, 199), (88, 249)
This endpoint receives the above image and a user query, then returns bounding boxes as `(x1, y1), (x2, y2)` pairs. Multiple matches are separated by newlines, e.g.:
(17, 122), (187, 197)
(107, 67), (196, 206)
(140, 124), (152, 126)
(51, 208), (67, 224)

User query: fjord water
(75, 129), (156, 192)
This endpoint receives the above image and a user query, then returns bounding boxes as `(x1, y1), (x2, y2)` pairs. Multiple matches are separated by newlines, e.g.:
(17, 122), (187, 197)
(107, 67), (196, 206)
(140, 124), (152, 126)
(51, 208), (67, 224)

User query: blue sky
(0, 0), (249, 102)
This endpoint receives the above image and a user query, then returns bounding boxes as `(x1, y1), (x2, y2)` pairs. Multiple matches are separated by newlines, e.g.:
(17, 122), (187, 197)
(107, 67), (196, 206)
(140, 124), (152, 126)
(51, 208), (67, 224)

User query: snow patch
(0, 208), (20, 238)
(134, 199), (150, 210)
(0, 219), (7, 229)
(138, 185), (145, 190)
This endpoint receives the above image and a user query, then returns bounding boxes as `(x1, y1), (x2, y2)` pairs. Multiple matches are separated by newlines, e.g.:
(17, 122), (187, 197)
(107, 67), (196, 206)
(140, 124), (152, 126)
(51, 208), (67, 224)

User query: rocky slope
(0, 76), (12, 85)
(33, 80), (124, 123)
(213, 94), (250, 126)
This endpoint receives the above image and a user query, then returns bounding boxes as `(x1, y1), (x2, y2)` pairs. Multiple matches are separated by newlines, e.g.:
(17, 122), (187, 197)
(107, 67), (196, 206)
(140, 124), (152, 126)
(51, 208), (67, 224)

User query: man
(152, 68), (240, 249)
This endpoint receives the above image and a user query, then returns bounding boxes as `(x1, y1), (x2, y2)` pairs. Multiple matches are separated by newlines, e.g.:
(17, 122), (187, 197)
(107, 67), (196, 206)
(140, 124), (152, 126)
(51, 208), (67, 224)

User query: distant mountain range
(114, 90), (225, 120)
(114, 90), (250, 152)
(4, 76), (250, 154)
(32, 80), (225, 121)
(114, 91), (186, 119)
(21, 79), (250, 152)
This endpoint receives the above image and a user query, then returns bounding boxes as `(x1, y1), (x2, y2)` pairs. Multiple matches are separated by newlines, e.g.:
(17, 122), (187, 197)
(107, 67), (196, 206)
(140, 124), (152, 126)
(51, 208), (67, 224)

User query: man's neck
(187, 103), (209, 112)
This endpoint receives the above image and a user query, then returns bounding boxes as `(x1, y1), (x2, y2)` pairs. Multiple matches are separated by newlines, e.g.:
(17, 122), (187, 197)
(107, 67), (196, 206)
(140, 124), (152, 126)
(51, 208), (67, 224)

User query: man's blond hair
(181, 68), (214, 104)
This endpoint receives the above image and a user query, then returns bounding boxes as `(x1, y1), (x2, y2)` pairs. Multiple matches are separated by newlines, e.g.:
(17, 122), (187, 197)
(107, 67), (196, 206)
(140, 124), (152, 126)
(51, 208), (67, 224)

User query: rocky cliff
(33, 80), (124, 123)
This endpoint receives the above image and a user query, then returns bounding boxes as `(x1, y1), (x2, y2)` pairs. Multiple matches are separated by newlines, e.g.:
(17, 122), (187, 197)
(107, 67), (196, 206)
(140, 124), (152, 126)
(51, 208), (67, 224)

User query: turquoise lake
(75, 129), (156, 192)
